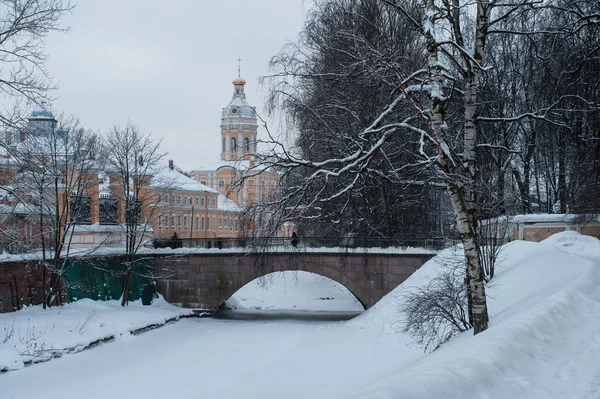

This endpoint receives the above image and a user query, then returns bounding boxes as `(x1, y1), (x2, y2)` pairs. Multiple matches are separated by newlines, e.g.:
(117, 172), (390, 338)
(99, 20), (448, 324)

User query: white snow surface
(1, 231), (600, 398)
(0, 296), (193, 372)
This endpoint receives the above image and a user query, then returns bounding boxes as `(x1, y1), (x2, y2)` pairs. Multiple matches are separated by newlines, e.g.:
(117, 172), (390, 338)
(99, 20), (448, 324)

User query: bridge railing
(172, 236), (456, 250)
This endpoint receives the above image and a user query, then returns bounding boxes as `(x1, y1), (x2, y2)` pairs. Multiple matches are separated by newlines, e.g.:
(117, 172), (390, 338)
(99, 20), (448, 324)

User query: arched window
(222, 138), (226, 152)
(244, 137), (250, 152)
(231, 137), (237, 152)
(195, 196), (199, 206)
(201, 197), (205, 207)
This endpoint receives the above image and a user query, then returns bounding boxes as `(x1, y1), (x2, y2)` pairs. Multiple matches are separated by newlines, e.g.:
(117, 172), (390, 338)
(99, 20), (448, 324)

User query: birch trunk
(423, 0), (490, 334)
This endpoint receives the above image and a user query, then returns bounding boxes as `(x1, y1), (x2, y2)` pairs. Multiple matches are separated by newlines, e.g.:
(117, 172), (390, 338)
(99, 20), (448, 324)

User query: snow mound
(350, 232), (600, 398)
(541, 230), (600, 260)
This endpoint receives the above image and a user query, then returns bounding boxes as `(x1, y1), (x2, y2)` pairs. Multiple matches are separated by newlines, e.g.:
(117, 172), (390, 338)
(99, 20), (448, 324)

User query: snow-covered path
(0, 317), (421, 399)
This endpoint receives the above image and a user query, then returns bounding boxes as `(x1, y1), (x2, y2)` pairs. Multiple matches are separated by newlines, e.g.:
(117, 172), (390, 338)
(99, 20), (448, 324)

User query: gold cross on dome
(237, 57), (242, 77)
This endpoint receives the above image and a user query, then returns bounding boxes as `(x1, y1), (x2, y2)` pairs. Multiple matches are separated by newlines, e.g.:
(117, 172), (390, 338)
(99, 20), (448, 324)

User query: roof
(151, 166), (219, 194)
(481, 213), (600, 225)
(0, 202), (51, 215)
(30, 107), (55, 120)
(218, 194), (243, 213)
(222, 97), (256, 118)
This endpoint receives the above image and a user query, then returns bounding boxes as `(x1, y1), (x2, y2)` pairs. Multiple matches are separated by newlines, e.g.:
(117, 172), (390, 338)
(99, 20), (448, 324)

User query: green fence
(63, 257), (156, 305)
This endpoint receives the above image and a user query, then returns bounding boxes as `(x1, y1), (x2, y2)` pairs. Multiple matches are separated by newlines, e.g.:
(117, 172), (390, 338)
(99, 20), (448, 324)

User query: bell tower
(220, 59), (258, 162)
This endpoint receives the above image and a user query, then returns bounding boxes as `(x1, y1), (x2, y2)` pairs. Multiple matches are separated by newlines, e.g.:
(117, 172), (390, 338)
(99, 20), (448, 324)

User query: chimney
(168, 159), (174, 170)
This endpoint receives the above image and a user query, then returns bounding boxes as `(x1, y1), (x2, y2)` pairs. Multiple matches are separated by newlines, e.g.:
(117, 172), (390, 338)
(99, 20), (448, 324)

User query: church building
(190, 66), (277, 207)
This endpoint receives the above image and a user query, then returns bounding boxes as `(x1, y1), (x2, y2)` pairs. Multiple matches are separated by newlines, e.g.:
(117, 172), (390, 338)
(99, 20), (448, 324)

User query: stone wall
(0, 261), (46, 312)
(155, 251), (434, 312)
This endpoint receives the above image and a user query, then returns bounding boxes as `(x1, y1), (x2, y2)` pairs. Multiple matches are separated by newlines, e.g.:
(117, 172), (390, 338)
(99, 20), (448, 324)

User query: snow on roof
(481, 213), (600, 225)
(218, 194), (243, 213)
(70, 223), (154, 234)
(0, 202), (51, 215)
(151, 167), (218, 194)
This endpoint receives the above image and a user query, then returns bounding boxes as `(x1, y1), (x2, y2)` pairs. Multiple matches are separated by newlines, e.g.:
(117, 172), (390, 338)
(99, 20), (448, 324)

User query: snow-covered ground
(1, 231), (600, 399)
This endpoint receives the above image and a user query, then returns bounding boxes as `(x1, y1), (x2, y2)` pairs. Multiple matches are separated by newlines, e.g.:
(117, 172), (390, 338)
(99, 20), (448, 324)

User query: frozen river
(1, 314), (414, 399)
(2, 272), (412, 399)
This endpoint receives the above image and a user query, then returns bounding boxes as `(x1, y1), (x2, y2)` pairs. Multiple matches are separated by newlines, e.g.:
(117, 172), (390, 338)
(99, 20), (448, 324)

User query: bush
(400, 257), (471, 352)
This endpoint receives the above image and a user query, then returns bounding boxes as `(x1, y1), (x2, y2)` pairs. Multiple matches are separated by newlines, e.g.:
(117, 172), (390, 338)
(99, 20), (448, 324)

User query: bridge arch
(155, 251), (433, 313)
(219, 269), (367, 311)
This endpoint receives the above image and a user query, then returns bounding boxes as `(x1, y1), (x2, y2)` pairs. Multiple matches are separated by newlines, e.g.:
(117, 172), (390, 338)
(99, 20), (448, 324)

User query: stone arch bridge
(154, 249), (435, 313)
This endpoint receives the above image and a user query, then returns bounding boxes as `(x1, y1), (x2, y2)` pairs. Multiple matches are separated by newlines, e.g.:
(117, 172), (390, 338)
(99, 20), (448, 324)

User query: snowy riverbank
(0, 297), (194, 371)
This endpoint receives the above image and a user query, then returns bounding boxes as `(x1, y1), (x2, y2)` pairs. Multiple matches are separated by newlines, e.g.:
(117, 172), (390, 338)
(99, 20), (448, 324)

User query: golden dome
(232, 77), (246, 85)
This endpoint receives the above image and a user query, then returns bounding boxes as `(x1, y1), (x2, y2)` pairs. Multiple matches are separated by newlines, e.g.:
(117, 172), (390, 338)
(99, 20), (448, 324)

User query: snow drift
(349, 231), (600, 398)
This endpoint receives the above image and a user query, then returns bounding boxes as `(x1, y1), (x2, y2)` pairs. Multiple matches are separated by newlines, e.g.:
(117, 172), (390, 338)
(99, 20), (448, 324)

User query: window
(201, 197), (205, 207)
(234, 218), (238, 231)
(189, 197), (193, 205)
(219, 217), (222, 230)
(158, 194), (163, 203)
(222, 137), (225, 152)
(165, 215), (169, 228)
(196, 216), (199, 231)
(177, 215), (181, 227)
(170, 195), (174, 205)
(231, 137), (237, 152)
(213, 216), (216, 232)
(230, 218), (233, 231)
(177, 196), (181, 205)
(206, 216), (210, 231)
(218, 180), (225, 189)
(184, 215), (188, 228)
(201, 216), (205, 231)
(158, 214), (163, 228)
(171, 215), (175, 227)
(165, 194), (169, 204)
(212, 198), (216, 207)
(244, 137), (250, 152)
(200, 181), (207, 186)
(195, 196), (199, 206)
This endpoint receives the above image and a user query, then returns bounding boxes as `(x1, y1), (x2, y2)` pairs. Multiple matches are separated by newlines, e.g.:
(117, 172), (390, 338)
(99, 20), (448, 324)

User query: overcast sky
(44, 0), (307, 171)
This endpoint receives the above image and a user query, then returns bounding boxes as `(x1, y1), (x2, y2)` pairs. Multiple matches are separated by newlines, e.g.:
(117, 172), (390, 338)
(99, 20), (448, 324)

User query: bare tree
(400, 252), (471, 352)
(0, 0), (73, 130)
(5, 114), (102, 307)
(103, 123), (167, 306)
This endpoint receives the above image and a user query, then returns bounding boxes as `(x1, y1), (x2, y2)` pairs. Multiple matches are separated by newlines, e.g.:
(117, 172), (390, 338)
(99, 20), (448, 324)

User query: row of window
(157, 193), (216, 208)
(222, 137), (256, 153)
(157, 214), (238, 233)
